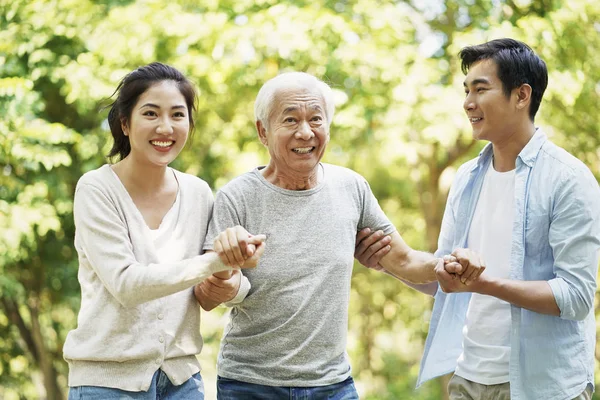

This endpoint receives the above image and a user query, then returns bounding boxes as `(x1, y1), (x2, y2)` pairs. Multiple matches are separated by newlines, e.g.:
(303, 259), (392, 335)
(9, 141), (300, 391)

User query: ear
(256, 120), (268, 147)
(515, 83), (532, 112)
(121, 118), (129, 136)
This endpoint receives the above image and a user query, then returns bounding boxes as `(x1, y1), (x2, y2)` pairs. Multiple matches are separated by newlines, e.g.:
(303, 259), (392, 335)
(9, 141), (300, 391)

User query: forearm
(476, 277), (560, 316)
(381, 249), (438, 284)
(377, 231), (439, 284)
(100, 252), (231, 307)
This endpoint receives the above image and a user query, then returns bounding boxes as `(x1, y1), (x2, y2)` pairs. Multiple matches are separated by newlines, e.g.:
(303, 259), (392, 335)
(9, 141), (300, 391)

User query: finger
(468, 256), (486, 283)
(444, 261), (463, 274)
(240, 242), (265, 269)
(235, 226), (250, 258)
(214, 237), (232, 266)
(355, 228), (371, 247)
(475, 259), (486, 280)
(435, 264), (455, 286)
(247, 234), (267, 244)
(246, 243), (256, 257)
(443, 254), (457, 264)
(227, 228), (245, 267)
(355, 230), (385, 259)
(367, 244), (391, 268)
(460, 262), (477, 284)
(217, 232), (236, 267)
(251, 242), (266, 261)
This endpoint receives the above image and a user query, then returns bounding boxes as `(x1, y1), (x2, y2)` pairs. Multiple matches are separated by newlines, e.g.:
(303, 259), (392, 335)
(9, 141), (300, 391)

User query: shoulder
(323, 163), (367, 185)
(534, 141), (600, 212)
(76, 164), (114, 195)
(538, 141), (594, 179)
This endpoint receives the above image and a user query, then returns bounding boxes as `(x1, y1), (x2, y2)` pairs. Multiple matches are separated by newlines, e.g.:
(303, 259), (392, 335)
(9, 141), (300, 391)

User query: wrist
(472, 274), (494, 295)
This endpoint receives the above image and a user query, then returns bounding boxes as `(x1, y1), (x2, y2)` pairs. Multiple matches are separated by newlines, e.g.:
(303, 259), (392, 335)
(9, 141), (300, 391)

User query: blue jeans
(217, 376), (359, 400)
(68, 370), (204, 400)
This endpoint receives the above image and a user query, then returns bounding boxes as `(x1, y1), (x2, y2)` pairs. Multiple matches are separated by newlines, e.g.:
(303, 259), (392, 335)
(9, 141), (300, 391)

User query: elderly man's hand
(214, 226), (266, 268)
(354, 228), (392, 271)
(194, 270), (242, 304)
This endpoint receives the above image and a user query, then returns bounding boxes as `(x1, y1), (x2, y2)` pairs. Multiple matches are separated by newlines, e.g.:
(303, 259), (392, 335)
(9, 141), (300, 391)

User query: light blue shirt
(417, 128), (600, 400)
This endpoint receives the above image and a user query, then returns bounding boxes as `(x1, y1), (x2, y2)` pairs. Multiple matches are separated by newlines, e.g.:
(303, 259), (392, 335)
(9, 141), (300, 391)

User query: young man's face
(463, 59), (521, 143)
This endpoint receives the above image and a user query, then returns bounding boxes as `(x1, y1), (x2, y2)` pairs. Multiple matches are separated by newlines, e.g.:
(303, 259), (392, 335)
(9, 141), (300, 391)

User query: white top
(63, 165), (233, 391)
(455, 161), (515, 385)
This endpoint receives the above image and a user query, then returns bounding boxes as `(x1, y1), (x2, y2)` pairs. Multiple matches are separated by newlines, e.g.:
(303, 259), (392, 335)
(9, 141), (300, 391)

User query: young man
(415, 38), (600, 400)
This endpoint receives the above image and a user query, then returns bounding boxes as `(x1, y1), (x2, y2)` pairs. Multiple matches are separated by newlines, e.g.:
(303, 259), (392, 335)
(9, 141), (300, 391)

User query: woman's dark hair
(459, 38), (548, 121)
(106, 62), (197, 160)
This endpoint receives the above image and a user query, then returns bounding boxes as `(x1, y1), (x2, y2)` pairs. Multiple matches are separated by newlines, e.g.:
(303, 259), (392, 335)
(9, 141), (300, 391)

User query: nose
(464, 93), (475, 112)
(295, 121), (314, 140)
(156, 117), (174, 134)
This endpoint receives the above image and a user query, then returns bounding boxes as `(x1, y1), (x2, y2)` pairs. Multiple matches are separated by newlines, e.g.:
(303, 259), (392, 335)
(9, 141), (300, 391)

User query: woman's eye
(143, 110), (157, 116)
(174, 112), (186, 118)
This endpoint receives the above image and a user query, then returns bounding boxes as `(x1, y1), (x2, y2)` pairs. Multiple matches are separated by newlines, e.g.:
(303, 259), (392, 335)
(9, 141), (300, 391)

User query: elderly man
(196, 72), (481, 399)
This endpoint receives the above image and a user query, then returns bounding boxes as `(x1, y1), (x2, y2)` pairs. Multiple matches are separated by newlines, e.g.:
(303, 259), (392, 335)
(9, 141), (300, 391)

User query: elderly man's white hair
(254, 72), (335, 129)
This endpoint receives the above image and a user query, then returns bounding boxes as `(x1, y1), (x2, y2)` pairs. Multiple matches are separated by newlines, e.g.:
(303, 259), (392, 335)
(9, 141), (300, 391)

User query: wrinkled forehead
(269, 86), (326, 116)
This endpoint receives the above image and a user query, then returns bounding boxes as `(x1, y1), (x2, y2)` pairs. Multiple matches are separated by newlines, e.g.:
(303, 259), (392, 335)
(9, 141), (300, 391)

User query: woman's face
(122, 80), (190, 167)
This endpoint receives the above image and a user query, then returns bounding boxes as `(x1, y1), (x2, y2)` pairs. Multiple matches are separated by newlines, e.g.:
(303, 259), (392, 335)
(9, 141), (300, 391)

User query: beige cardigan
(63, 165), (231, 391)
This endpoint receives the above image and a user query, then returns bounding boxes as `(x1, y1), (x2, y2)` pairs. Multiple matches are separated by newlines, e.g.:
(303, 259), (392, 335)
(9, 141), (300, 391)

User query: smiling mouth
(469, 117), (483, 123)
(292, 147), (315, 154)
(150, 140), (174, 148)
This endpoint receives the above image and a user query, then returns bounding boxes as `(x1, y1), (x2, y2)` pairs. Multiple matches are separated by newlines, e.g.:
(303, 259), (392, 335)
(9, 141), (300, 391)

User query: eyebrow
(463, 78), (491, 87)
(282, 104), (324, 114)
(139, 103), (187, 110)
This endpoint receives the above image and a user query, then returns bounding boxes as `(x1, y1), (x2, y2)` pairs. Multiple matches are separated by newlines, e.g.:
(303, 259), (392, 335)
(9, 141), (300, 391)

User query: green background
(1, 0), (599, 398)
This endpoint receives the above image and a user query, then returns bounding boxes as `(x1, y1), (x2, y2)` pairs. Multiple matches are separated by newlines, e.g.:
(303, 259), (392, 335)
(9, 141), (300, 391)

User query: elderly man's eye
(284, 117), (296, 123)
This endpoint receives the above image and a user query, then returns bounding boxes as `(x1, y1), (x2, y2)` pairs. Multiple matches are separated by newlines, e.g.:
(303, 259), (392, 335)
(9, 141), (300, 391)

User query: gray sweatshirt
(204, 163), (396, 386)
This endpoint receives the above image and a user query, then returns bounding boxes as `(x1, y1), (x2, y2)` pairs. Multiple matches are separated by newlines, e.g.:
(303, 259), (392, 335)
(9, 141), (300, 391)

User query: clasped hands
(436, 248), (486, 293)
(195, 226), (266, 306)
(355, 228), (486, 293)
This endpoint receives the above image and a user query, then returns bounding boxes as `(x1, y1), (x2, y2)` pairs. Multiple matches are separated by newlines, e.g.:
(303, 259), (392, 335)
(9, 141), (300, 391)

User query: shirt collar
(470, 127), (547, 172)
(517, 127), (547, 167)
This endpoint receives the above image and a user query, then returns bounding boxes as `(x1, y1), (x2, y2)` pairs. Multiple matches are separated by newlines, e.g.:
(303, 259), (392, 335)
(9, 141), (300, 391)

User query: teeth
(151, 140), (174, 147)
(292, 147), (313, 154)
(470, 118), (482, 122)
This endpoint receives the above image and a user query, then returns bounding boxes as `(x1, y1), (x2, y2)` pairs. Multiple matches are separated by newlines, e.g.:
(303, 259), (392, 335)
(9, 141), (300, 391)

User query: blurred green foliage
(1, 0), (599, 399)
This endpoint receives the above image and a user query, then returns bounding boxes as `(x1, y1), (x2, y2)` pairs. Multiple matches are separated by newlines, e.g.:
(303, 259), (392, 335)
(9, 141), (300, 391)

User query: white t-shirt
(455, 161), (515, 385)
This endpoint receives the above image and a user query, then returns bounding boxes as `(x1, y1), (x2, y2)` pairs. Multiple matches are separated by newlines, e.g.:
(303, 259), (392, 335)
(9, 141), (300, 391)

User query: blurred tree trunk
(1, 294), (64, 400)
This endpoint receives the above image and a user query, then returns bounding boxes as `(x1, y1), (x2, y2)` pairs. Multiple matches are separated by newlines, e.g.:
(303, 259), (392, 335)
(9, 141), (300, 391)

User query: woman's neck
(111, 156), (171, 193)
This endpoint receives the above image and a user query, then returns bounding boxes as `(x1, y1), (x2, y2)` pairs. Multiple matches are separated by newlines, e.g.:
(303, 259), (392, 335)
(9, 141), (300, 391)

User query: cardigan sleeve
(74, 182), (232, 308)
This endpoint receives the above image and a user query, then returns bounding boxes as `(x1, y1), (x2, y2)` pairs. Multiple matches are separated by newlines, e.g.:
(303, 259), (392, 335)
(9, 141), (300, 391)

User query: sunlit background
(1, 0), (599, 399)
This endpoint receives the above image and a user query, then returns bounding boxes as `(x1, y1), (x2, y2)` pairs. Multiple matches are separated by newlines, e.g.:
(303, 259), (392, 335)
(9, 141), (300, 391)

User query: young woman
(63, 62), (264, 399)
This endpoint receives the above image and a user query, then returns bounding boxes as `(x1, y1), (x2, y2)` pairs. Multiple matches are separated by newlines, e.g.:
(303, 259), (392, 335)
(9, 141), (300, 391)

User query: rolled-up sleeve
(548, 171), (600, 321)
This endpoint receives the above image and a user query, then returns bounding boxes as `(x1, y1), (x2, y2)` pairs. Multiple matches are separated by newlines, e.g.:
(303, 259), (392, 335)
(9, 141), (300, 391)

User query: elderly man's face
(261, 87), (329, 179)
